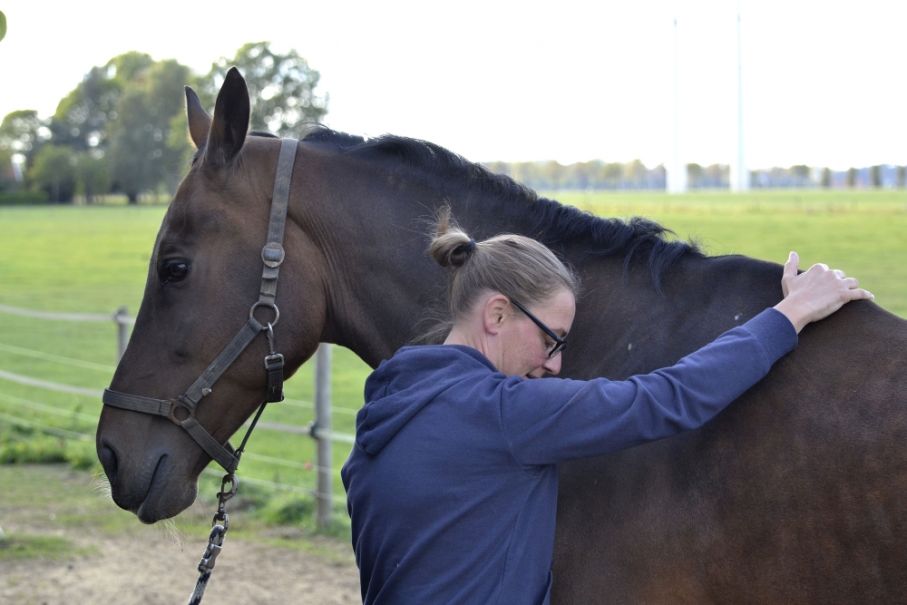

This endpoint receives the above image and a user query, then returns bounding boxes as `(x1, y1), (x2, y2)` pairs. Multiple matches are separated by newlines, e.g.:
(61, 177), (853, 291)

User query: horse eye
(159, 259), (190, 284)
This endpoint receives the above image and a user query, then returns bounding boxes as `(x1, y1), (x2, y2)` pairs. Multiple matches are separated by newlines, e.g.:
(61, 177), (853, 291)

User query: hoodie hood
(354, 345), (496, 456)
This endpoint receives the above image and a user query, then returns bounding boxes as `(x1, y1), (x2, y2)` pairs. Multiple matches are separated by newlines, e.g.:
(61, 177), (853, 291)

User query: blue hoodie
(341, 308), (797, 604)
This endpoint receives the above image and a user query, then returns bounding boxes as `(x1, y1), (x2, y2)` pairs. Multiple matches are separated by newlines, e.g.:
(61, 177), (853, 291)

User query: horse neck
(290, 151), (442, 366)
(293, 141), (787, 372)
(294, 148), (577, 367)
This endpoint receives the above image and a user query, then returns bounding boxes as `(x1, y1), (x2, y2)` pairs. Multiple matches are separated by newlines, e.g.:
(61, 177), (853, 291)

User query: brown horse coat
(97, 69), (907, 603)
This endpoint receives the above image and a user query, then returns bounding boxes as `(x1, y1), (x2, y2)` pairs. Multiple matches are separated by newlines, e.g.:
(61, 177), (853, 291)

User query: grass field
(1, 189), (904, 527)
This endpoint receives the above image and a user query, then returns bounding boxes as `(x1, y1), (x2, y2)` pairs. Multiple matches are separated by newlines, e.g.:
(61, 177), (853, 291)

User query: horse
(96, 68), (907, 603)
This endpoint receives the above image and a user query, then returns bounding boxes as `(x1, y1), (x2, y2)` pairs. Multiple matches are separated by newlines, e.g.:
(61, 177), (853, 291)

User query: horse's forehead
(163, 179), (223, 236)
(155, 196), (232, 256)
(160, 137), (281, 243)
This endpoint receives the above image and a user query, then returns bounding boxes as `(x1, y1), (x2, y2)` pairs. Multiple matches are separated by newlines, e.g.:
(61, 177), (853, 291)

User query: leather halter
(103, 138), (299, 473)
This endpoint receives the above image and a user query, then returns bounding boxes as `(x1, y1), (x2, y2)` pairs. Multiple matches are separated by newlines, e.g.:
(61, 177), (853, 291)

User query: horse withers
(96, 68), (907, 602)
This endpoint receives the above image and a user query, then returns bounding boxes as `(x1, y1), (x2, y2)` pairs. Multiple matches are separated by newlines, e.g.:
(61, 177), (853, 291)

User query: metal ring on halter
(169, 399), (195, 425)
(248, 301), (280, 327)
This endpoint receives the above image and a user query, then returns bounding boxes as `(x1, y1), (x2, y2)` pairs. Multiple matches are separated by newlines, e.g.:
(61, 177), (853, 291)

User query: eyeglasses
(509, 299), (567, 359)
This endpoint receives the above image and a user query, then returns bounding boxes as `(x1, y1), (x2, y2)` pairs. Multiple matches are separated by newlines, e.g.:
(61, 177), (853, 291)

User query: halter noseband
(102, 138), (300, 473)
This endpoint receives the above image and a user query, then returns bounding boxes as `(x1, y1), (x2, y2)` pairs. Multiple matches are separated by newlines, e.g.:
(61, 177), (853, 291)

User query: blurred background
(3, 0), (907, 194)
(0, 1), (904, 602)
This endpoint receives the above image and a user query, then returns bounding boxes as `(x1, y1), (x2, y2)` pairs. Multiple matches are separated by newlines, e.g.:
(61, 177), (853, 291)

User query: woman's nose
(543, 353), (562, 376)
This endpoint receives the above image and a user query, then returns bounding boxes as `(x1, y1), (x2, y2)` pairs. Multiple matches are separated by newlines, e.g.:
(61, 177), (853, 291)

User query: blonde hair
(428, 208), (578, 320)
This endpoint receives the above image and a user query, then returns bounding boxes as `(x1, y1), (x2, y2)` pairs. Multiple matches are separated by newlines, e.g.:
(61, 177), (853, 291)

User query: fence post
(114, 306), (130, 361)
(314, 343), (333, 530)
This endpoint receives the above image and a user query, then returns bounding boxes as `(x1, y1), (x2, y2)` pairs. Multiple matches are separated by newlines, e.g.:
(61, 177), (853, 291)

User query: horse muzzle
(97, 430), (199, 523)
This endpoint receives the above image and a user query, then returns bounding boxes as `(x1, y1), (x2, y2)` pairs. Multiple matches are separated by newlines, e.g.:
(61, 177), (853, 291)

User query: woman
(341, 215), (873, 605)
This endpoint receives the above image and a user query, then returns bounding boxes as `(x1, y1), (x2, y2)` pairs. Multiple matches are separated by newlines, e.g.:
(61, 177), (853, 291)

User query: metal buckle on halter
(261, 242), (285, 268)
(263, 321), (285, 403)
(264, 352), (285, 371)
(263, 352), (285, 403)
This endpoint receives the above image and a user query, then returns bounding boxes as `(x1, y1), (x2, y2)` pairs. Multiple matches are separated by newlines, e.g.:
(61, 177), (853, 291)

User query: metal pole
(731, 0), (749, 191)
(668, 16), (687, 194)
(114, 306), (129, 361)
(314, 343), (333, 530)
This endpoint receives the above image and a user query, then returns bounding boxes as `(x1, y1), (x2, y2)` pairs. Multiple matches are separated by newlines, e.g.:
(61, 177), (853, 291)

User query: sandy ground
(0, 465), (361, 605)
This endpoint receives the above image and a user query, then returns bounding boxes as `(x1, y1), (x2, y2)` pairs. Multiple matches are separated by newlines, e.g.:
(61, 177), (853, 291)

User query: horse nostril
(99, 442), (118, 483)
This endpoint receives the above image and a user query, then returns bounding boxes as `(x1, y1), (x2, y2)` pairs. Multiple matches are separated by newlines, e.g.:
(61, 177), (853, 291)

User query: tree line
(483, 160), (907, 191)
(3, 42), (904, 203)
(0, 42), (326, 204)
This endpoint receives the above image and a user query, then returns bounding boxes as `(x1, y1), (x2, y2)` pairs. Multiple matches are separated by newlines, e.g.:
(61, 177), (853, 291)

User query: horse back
(553, 302), (907, 604)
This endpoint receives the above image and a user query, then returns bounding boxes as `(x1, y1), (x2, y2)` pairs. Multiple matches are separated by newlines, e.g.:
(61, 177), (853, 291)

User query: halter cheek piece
(102, 138), (300, 474)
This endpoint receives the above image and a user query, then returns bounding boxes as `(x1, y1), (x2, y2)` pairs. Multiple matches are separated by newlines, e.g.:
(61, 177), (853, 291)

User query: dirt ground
(0, 465), (361, 605)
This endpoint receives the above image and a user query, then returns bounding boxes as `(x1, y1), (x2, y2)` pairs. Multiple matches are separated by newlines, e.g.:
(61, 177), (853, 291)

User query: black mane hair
(302, 127), (702, 290)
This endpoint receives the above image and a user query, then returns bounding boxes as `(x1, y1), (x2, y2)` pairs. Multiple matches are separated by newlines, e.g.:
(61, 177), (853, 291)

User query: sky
(1, 0), (906, 170)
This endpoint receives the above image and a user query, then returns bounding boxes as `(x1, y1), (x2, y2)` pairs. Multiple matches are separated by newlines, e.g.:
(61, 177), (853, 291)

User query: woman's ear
(483, 294), (510, 335)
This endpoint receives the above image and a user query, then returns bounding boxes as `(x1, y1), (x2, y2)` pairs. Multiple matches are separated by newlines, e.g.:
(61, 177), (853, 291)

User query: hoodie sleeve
(498, 308), (797, 466)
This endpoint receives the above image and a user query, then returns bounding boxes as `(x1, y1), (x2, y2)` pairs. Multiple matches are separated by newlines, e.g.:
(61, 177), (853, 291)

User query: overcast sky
(2, 0), (905, 169)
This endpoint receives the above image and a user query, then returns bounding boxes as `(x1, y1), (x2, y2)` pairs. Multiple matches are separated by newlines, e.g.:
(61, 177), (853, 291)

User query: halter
(102, 137), (299, 474)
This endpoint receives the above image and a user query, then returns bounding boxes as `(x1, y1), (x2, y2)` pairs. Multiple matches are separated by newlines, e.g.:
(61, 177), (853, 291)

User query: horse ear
(185, 86), (210, 150)
(205, 67), (249, 167)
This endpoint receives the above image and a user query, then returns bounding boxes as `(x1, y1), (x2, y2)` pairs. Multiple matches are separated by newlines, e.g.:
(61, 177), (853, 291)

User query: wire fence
(0, 302), (355, 525)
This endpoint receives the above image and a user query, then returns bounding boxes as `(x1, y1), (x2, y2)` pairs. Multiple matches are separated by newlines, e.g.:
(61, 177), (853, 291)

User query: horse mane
(302, 127), (702, 290)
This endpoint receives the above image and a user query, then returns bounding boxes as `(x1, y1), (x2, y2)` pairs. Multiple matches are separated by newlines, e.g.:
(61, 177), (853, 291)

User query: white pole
(114, 306), (130, 361)
(731, 0), (750, 191)
(314, 343), (333, 530)
(668, 16), (687, 194)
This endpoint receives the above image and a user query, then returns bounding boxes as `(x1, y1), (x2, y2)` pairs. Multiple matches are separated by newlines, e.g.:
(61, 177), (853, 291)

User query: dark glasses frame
(509, 298), (567, 359)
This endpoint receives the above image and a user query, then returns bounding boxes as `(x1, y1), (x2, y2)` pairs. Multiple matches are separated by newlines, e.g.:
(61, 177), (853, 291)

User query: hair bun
(446, 239), (477, 267)
(428, 207), (479, 269)
(430, 231), (477, 268)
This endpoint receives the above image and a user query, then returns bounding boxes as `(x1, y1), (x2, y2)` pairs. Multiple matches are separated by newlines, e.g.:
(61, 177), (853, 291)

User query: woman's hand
(773, 251), (874, 333)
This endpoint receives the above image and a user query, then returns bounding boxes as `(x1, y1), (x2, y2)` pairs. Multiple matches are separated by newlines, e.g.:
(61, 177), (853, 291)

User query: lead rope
(187, 322), (283, 605)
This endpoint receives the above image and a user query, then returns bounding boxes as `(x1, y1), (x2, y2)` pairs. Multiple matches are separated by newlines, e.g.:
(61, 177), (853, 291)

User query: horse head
(96, 68), (327, 522)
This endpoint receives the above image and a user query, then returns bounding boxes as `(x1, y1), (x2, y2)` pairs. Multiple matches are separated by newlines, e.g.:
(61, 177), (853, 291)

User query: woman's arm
(498, 308), (796, 465)
(498, 252), (872, 465)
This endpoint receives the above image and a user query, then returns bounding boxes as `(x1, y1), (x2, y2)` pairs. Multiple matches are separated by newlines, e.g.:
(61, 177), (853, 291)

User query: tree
(703, 164), (727, 188)
(568, 161), (599, 190)
(51, 66), (124, 151)
(107, 87), (154, 203)
(601, 163), (623, 188)
(107, 60), (192, 203)
(30, 145), (77, 202)
(0, 110), (46, 169)
(621, 160), (647, 189)
(107, 51), (157, 83)
(870, 165), (882, 188)
(0, 147), (16, 191)
(49, 52), (154, 151)
(542, 160), (562, 190)
(200, 42), (328, 136)
(687, 163), (704, 188)
(74, 152), (110, 203)
(847, 167), (858, 188)
(791, 164), (811, 185)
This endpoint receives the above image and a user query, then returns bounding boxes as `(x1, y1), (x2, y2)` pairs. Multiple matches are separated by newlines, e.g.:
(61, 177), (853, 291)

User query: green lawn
(1, 190), (904, 523)
(556, 189), (907, 316)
